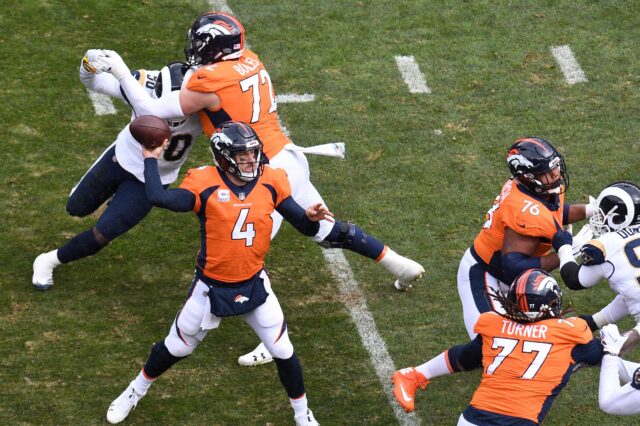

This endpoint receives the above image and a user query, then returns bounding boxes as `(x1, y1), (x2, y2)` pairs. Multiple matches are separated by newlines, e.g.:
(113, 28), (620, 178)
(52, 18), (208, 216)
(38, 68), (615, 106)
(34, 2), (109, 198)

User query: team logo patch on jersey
(234, 295), (250, 304)
(218, 189), (230, 202)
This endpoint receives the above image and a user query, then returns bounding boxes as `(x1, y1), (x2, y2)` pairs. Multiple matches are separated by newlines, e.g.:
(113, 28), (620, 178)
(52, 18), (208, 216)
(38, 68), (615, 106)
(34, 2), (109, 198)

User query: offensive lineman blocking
(92, 11), (425, 366)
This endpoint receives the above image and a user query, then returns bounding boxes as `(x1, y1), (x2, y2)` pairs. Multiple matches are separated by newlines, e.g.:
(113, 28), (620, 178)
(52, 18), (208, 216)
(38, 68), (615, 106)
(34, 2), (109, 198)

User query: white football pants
(269, 147), (334, 242)
(164, 270), (294, 359)
(457, 248), (509, 339)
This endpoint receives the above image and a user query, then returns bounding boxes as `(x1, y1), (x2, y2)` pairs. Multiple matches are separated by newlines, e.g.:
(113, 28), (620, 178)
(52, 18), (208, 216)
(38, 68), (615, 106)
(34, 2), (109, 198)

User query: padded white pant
(164, 271), (294, 359)
(269, 147), (333, 242)
(457, 249), (509, 339)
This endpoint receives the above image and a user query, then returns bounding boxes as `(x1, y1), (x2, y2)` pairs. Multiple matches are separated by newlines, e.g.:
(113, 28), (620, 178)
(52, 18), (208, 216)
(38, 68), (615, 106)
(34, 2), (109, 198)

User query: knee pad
(165, 306), (208, 358)
(92, 227), (111, 246)
(318, 221), (356, 249)
(266, 322), (294, 360)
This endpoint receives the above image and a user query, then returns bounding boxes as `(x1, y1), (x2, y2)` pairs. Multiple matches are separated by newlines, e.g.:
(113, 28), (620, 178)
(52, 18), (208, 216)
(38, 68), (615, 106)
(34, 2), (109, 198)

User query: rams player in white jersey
(598, 323), (640, 415)
(32, 50), (202, 290)
(553, 181), (640, 332)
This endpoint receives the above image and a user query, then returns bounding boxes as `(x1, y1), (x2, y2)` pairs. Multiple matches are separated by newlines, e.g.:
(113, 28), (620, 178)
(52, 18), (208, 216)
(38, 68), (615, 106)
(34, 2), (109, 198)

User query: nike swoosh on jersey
(399, 384), (412, 402)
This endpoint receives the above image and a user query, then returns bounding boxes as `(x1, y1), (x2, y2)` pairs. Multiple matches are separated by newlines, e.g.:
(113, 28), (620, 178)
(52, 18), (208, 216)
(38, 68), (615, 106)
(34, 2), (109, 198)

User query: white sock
(290, 393), (308, 417)
(47, 249), (62, 267)
(415, 352), (451, 380)
(133, 370), (154, 396)
(378, 248), (402, 272)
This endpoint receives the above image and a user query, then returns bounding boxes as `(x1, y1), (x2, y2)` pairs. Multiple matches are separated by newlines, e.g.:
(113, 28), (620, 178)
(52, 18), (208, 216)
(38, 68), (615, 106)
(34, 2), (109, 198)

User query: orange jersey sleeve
(473, 179), (565, 265)
(186, 50), (290, 159)
(178, 165), (291, 282)
(470, 312), (592, 423)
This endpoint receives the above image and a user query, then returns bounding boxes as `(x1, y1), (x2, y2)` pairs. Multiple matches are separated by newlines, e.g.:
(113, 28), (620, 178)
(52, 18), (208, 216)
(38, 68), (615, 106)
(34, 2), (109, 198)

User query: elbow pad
(502, 252), (542, 284)
(560, 262), (587, 290)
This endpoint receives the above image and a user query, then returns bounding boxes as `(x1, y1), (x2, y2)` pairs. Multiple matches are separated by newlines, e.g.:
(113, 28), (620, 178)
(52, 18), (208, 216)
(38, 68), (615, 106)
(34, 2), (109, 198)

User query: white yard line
(276, 93), (315, 103)
(87, 89), (117, 115)
(394, 56), (431, 94)
(322, 249), (421, 426)
(208, 1), (412, 424)
(550, 45), (588, 84)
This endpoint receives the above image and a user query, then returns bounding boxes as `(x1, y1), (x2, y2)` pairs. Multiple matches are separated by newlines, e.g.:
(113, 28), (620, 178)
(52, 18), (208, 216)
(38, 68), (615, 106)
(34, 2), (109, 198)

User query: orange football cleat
(391, 367), (429, 413)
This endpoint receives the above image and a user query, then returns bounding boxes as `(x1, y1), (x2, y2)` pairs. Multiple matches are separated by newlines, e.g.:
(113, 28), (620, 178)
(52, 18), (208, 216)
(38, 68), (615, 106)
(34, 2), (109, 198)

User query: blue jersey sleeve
(571, 338), (604, 366)
(276, 196), (320, 236)
(143, 158), (195, 212)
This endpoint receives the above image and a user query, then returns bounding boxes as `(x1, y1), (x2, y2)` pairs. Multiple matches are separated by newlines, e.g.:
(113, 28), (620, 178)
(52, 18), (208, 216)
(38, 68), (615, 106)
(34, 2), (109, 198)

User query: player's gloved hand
(600, 324), (625, 356)
(585, 195), (597, 218)
(552, 219), (573, 252)
(571, 223), (593, 257)
(94, 49), (131, 80)
(80, 49), (104, 75)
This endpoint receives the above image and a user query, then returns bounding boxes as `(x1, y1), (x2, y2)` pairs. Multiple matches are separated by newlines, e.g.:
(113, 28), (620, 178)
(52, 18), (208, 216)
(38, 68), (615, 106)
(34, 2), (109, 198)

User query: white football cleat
(294, 409), (319, 426)
(378, 249), (425, 290)
(32, 250), (61, 291)
(106, 381), (144, 424)
(238, 341), (273, 366)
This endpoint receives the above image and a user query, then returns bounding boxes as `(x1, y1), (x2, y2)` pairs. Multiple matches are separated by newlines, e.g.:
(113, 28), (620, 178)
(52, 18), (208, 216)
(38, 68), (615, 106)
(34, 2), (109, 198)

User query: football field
(2, 0), (640, 424)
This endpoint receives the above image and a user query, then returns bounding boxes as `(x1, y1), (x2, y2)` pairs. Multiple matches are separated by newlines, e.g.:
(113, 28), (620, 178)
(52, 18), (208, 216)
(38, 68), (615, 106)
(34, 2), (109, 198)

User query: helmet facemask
(507, 138), (569, 195)
(210, 124), (264, 183)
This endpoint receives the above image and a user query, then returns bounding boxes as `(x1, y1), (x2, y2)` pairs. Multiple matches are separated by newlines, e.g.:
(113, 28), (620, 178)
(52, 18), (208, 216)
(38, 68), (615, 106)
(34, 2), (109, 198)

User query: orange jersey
(178, 165), (291, 282)
(473, 179), (565, 278)
(469, 312), (592, 423)
(186, 50), (290, 159)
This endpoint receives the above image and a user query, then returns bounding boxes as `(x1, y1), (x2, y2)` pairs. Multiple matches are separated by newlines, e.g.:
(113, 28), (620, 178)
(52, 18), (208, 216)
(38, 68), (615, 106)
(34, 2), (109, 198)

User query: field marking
(276, 93), (315, 103)
(323, 249), (421, 426)
(394, 56), (431, 94)
(87, 89), (117, 115)
(550, 45), (588, 84)
(209, 1), (413, 424)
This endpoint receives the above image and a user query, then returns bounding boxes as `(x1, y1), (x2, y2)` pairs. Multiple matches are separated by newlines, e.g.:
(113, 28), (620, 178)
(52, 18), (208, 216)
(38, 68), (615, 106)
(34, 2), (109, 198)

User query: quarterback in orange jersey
(457, 137), (595, 338)
(105, 122), (329, 426)
(92, 10), (424, 365)
(392, 269), (604, 425)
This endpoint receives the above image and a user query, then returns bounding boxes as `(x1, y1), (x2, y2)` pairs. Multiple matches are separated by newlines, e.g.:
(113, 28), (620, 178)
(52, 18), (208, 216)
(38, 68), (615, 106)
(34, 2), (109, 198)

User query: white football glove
(94, 49), (131, 81)
(80, 49), (105, 76)
(585, 195), (597, 218)
(600, 324), (625, 356)
(571, 223), (594, 258)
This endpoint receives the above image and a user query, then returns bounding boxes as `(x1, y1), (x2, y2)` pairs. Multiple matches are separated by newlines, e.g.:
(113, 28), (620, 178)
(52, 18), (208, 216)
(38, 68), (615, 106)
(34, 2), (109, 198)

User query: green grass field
(2, 0), (640, 424)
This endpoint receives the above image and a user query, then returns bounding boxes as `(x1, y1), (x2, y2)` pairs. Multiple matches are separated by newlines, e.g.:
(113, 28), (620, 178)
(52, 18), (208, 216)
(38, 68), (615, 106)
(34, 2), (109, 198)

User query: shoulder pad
(632, 367), (640, 390)
(581, 240), (606, 265)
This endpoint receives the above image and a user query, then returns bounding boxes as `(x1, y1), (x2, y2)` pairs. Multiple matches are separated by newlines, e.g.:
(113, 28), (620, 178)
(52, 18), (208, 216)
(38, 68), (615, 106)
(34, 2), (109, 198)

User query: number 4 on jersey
(232, 208), (255, 246)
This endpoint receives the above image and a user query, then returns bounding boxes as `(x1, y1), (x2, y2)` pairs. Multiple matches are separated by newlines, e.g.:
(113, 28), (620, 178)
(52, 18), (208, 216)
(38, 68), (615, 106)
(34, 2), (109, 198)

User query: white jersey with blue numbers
(80, 68), (202, 185)
(579, 226), (640, 324)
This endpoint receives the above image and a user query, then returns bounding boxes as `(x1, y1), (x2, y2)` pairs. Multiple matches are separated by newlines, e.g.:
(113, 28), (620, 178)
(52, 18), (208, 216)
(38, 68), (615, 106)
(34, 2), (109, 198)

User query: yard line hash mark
(550, 45), (588, 84)
(211, 1), (412, 424)
(276, 93), (315, 103)
(87, 90), (117, 115)
(394, 56), (431, 94)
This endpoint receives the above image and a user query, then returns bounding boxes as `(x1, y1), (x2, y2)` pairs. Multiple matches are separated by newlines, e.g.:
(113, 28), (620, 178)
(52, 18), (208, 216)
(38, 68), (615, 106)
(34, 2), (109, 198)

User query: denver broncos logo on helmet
(507, 152), (535, 170)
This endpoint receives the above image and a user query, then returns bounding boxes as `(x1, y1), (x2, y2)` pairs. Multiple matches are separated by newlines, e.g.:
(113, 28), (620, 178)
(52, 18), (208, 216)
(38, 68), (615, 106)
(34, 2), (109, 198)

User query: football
(129, 115), (172, 149)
